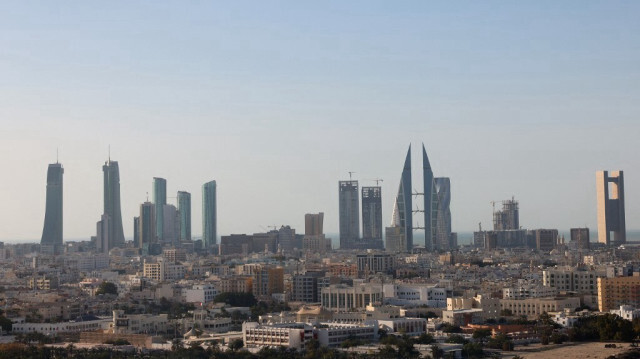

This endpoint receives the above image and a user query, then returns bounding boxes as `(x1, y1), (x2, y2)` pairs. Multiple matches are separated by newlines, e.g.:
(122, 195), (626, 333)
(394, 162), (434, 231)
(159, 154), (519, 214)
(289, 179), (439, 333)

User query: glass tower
(422, 144), (437, 251)
(153, 177), (167, 241)
(177, 191), (191, 241)
(40, 162), (64, 249)
(103, 160), (125, 248)
(202, 180), (217, 248)
(391, 146), (413, 251)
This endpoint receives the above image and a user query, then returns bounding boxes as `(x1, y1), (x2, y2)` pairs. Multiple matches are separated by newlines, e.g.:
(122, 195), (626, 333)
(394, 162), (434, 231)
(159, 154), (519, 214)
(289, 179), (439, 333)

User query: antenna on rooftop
(348, 171), (356, 180)
(56, 148), (59, 164)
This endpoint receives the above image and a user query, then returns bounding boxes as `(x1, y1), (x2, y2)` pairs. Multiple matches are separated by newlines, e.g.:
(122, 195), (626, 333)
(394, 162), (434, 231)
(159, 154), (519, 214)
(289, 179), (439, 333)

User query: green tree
(472, 328), (492, 344)
(229, 338), (244, 351)
(0, 316), (12, 333)
(96, 281), (118, 295)
(445, 334), (468, 344)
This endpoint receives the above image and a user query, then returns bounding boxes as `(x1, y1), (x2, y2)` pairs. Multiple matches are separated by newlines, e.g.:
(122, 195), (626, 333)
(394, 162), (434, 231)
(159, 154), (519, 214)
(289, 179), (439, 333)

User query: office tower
(138, 202), (156, 250)
(570, 228), (590, 250)
(423, 144), (437, 251)
(388, 146), (412, 252)
(40, 162), (64, 252)
(278, 225), (296, 253)
(153, 177), (167, 241)
(202, 180), (217, 249)
(133, 216), (140, 247)
(103, 160), (125, 248)
(434, 177), (452, 251)
(493, 198), (519, 231)
(303, 213), (331, 253)
(339, 180), (360, 249)
(162, 204), (179, 245)
(305, 213), (324, 235)
(177, 191), (191, 241)
(535, 229), (558, 252)
(362, 186), (382, 242)
(596, 171), (626, 246)
(96, 214), (110, 254)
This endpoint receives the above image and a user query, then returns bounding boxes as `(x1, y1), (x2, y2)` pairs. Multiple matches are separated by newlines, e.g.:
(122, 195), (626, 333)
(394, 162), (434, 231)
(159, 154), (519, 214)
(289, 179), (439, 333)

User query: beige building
(596, 170), (626, 246)
(252, 266), (284, 297)
(218, 276), (253, 293)
(597, 275), (640, 312)
(542, 266), (606, 295)
(447, 295), (500, 320)
(500, 297), (581, 319)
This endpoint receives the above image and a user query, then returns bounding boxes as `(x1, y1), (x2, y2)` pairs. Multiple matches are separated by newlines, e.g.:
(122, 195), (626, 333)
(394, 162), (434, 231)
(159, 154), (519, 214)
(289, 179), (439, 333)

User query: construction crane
(490, 200), (497, 213)
(364, 178), (384, 186)
(348, 171), (356, 180)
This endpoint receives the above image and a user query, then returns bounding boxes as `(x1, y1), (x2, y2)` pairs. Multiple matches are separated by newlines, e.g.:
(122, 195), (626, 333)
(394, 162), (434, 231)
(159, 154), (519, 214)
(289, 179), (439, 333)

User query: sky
(0, 1), (638, 243)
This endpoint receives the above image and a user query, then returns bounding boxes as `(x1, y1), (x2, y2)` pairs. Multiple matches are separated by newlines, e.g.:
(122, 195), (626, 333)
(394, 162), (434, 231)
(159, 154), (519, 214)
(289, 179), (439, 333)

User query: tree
(0, 316), (12, 333)
(440, 323), (463, 333)
(430, 344), (445, 359)
(96, 281), (118, 295)
(445, 334), (468, 344)
(229, 338), (244, 352)
(416, 333), (435, 344)
(472, 328), (492, 344)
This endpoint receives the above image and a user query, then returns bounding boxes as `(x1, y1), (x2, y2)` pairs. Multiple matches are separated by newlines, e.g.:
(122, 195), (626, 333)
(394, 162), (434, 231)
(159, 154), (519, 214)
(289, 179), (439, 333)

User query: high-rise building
(305, 213), (324, 236)
(434, 177), (452, 251)
(138, 202), (156, 251)
(362, 186), (382, 242)
(596, 171), (626, 246)
(387, 146), (412, 252)
(162, 204), (179, 245)
(103, 160), (125, 248)
(133, 216), (140, 247)
(493, 198), (519, 231)
(177, 191), (191, 241)
(96, 214), (110, 254)
(202, 180), (217, 249)
(570, 228), (590, 250)
(597, 275), (640, 312)
(153, 177), (167, 242)
(423, 145), (436, 251)
(40, 162), (64, 252)
(339, 180), (360, 249)
(535, 229), (558, 252)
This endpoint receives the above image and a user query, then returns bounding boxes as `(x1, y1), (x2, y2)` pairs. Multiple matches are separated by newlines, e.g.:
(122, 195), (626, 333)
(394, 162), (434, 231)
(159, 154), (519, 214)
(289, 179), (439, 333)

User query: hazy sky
(1, 1), (638, 243)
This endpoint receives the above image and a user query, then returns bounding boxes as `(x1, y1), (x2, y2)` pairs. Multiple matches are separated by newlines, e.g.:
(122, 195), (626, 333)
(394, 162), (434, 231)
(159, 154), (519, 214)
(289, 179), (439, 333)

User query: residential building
(500, 297), (581, 319)
(361, 186), (384, 249)
(253, 266), (284, 298)
(570, 228), (590, 250)
(356, 253), (395, 274)
(542, 266), (606, 295)
(177, 191), (191, 241)
(339, 180), (360, 249)
(597, 275), (640, 312)
(535, 229), (558, 252)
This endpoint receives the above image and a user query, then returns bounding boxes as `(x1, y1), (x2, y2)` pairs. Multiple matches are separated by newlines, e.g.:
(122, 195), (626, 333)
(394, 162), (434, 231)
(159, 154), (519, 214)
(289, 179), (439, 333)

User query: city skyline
(1, 2), (639, 241)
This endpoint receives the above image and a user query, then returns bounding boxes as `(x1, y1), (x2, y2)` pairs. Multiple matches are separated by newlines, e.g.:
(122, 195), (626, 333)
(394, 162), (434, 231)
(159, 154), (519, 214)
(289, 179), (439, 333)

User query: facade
(291, 271), (325, 303)
(202, 180), (217, 248)
(253, 266), (284, 297)
(162, 204), (179, 245)
(95, 214), (111, 254)
(442, 309), (484, 327)
(277, 225), (296, 253)
(382, 283), (447, 308)
(434, 177), (452, 251)
(177, 191), (191, 241)
(535, 229), (558, 252)
(423, 144), (437, 252)
(570, 227), (590, 250)
(596, 170), (626, 246)
(388, 146), (413, 252)
(362, 186), (383, 248)
(356, 253), (395, 274)
(12, 317), (111, 335)
(597, 275), (640, 312)
(103, 160), (125, 248)
(321, 283), (384, 311)
(500, 297), (581, 319)
(153, 177), (167, 242)
(40, 162), (64, 252)
(183, 284), (218, 304)
(138, 202), (156, 251)
(162, 248), (186, 263)
(142, 259), (186, 282)
(305, 212), (324, 235)
(542, 266), (606, 295)
(338, 180), (360, 249)
(111, 310), (168, 335)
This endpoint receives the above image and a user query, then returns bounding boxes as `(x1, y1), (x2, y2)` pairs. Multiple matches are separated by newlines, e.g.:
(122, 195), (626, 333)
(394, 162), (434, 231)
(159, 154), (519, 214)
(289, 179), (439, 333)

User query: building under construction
(493, 198), (519, 231)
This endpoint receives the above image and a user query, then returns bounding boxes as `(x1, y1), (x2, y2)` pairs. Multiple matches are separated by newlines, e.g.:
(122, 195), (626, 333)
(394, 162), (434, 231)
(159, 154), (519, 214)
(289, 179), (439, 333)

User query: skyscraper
(96, 214), (110, 254)
(103, 160), (125, 248)
(305, 213), (324, 236)
(138, 202), (155, 250)
(153, 177), (167, 242)
(202, 180), (217, 249)
(434, 177), (452, 251)
(387, 146), (413, 252)
(596, 170), (626, 246)
(177, 191), (191, 241)
(40, 162), (64, 252)
(362, 186), (382, 243)
(163, 204), (179, 245)
(422, 145), (436, 251)
(339, 180), (360, 249)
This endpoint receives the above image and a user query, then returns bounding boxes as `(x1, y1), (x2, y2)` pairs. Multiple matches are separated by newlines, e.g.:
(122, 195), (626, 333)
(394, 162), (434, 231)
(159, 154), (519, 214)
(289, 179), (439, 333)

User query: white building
(542, 266), (606, 295)
(242, 321), (376, 349)
(321, 283), (384, 311)
(183, 284), (218, 304)
(377, 318), (427, 336)
(12, 316), (111, 335)
(611, 305), (640, 321)
(111, 310), (169, 335)
(382, 283), (447, 308)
